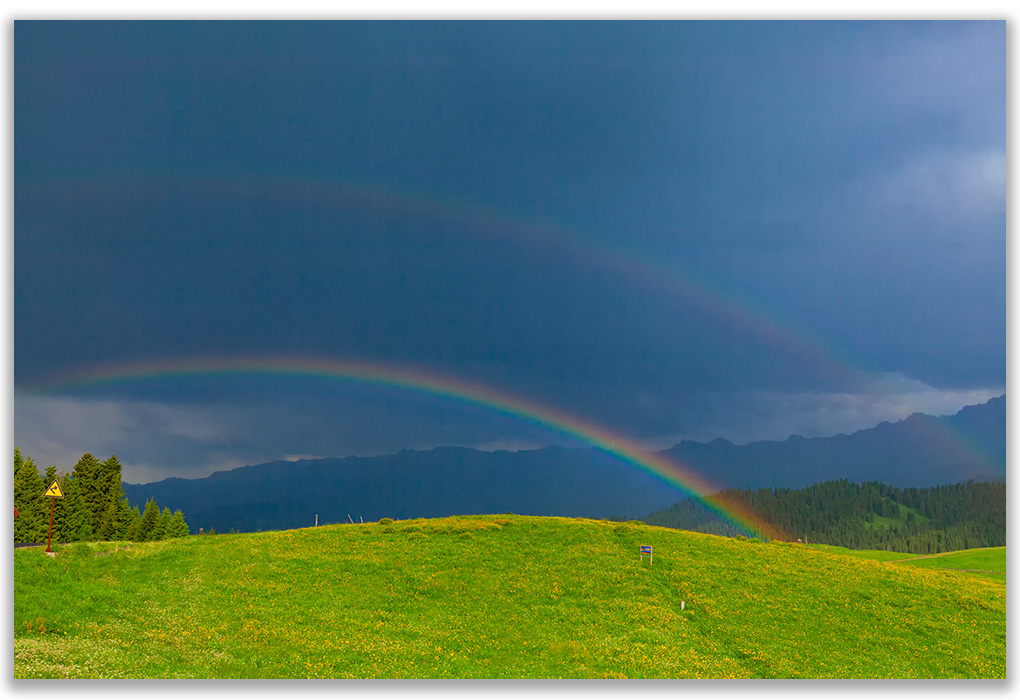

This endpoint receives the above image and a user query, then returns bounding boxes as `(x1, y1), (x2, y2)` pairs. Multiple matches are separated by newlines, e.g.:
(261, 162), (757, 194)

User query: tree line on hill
(642, 479), (1005, 554)
(14, 448), (189, 544)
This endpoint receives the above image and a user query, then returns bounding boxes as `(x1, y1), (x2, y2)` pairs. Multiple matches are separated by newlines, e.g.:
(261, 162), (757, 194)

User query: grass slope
(14, 515), (1006, 679)
(891, 547), (1006, 582)
(803, 544), (920, 562)
(804, 544), (1007, 583)
(864, 499), (930, 531)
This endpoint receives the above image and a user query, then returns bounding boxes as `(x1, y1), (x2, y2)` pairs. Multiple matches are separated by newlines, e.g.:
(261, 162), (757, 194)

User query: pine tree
(72, 453), (105, 537)
(125, 505), (143, 541)
(53, 472), (73, 542)
(14, 448), (46, 543)
(98, 499), (120, 541)
(165, 510), (190, 538)
(96, 455), (127, 537)
(114, 497), (136, 540)
(61, 474), (93, 542)
(150, 507), (173, 541)
(136, 498), (161, 542)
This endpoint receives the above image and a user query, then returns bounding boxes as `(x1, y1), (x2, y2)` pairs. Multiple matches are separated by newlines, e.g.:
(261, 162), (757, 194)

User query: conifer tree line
(14, 448), (189, 544)
(643, 479), (1005, 554)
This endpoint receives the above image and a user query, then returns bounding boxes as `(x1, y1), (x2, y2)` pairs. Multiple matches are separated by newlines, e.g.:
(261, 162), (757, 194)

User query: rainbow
(27, 356), (787, 541)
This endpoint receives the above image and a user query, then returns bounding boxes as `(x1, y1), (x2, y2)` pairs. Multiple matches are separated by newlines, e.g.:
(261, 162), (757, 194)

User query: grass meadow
(810, 544), (1007, 582)
(891, 547), (1006, 582)
(803, 544), (919, 562)
(13, 515), (1006, 679)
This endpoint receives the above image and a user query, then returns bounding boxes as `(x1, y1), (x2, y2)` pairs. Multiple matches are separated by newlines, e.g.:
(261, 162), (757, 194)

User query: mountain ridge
(122, 396), (1005, 534)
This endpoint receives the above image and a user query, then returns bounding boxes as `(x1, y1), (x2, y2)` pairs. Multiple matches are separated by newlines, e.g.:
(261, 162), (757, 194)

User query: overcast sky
(13, 20), (1006, 483)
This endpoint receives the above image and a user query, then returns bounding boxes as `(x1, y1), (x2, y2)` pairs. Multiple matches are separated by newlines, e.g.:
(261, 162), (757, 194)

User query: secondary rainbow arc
(27, 356), (787, 541)
(24, 173), (878, 393)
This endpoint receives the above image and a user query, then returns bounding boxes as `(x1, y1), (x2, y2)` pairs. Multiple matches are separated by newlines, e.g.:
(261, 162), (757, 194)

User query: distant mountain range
(123, 395), (1005, 534)
(659, 394), (1005, 491)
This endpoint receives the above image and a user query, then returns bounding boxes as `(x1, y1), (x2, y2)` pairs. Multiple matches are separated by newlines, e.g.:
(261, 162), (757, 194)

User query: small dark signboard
(640, 545), (653, 564)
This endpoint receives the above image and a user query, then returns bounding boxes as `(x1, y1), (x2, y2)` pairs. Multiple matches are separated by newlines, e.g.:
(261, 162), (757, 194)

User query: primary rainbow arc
(29, 355), (787, 541)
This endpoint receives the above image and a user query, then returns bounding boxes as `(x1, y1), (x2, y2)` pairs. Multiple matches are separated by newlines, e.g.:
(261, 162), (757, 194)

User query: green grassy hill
(891, 547), (1006, 582)
(802, 543), (919, 562)
(806, 544), (1007, 581)
(14, 515), (1005, 679)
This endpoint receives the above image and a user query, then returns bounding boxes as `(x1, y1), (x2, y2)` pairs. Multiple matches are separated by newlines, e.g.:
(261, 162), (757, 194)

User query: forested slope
(643, 479), (1005, 553)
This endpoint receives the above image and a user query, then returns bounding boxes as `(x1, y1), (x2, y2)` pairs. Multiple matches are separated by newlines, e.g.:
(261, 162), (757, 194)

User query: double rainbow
(25, 175), (999, 539)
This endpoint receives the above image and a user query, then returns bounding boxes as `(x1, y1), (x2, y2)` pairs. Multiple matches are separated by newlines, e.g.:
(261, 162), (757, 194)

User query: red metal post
(46, 497), (54, 553)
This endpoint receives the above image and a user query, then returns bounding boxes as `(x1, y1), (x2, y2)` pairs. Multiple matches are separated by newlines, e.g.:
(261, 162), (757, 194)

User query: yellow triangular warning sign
(44, 481), (64, 499)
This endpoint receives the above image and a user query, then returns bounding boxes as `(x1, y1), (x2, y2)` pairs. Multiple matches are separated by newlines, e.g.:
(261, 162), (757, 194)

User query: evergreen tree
(114, 497), (136, 540)
(14, 448), (46, 543)
(150, 507), (173, 541)
(165, 510), (190, 538)
(136, 498), (161, 541)
(72, 453), (105, 536)
(125, 505), (143, 541)
(96, 455), (127, 537)
(61, 473), (93, 542)
(98, 499), (121, 541)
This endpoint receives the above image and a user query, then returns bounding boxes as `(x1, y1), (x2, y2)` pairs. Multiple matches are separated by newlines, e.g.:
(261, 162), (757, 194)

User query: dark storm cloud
(15, 177), (833, 411)
(14, 21), (1006, 479)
